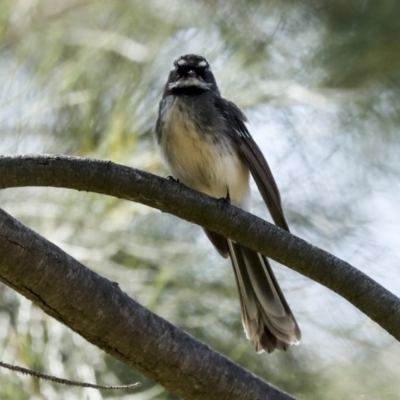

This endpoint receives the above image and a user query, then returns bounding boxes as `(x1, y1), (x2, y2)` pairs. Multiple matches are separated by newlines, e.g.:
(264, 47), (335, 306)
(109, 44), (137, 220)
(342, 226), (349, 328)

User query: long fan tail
(227, 240), (301, 353)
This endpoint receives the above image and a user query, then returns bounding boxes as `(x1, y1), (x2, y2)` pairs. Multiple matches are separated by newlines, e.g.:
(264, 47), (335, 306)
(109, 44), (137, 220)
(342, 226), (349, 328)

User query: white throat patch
(168, 77), (212, 91)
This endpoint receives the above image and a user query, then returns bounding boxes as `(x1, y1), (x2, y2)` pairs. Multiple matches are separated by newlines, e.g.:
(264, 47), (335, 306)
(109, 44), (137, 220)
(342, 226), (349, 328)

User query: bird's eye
(195, 65), (208, 77)
(176, 65), (189, 75)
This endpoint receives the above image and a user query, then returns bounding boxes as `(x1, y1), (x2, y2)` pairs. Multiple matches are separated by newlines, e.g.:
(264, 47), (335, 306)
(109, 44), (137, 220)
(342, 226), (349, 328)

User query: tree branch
(0, 207), (294, 400)
(0, 154), (399, 343)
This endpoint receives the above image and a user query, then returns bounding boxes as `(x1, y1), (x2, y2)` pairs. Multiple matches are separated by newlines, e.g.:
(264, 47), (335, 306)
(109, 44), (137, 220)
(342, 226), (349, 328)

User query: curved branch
(1, 154), (399, 344)
(0, 208), (293, 400)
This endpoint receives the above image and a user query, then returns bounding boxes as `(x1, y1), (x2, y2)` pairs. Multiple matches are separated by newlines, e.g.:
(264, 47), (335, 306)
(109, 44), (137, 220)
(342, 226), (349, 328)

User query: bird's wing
(215, 97), (289, 231)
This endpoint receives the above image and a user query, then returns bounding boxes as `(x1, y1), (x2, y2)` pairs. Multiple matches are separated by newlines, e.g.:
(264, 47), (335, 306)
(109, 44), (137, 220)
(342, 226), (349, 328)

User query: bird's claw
(167, 175), (180, 183)
(219, 187), (231, 205)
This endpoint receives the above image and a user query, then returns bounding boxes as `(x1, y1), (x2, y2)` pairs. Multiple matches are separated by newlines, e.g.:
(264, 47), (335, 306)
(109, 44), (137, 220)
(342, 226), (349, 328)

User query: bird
(155, 53), (301, 353)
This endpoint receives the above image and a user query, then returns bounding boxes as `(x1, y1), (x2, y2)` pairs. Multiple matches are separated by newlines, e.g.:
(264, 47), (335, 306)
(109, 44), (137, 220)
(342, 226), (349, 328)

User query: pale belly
(158, 99), (251, 210)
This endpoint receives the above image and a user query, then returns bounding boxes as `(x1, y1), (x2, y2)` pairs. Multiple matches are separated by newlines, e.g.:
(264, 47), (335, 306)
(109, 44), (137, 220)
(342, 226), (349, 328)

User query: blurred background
(1, 0), (400, 399)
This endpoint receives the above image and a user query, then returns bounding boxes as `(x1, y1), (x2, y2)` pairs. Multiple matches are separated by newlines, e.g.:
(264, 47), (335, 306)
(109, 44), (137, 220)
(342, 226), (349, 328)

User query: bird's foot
(218, 186), (231, 205)
(167, 175), (180, 183)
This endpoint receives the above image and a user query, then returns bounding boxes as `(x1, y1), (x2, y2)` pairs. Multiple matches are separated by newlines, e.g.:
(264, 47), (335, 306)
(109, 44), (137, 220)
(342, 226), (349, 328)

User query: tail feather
(227, 240), (301, 353)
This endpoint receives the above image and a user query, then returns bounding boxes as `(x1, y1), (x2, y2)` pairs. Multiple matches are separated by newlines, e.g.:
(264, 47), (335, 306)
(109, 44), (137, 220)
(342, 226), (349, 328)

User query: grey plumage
(155, 54), (301, 353)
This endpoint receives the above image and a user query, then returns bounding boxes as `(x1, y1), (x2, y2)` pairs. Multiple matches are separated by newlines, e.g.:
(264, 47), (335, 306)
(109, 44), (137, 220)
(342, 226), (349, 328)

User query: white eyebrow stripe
(198, 60), (208, 67)
(176, 59), (187, 66)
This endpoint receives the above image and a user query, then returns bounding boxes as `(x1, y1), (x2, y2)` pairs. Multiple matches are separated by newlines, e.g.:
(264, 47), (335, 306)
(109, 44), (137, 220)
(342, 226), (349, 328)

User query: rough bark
(1, 154), (399, 343)
(0, 207), (294, 400)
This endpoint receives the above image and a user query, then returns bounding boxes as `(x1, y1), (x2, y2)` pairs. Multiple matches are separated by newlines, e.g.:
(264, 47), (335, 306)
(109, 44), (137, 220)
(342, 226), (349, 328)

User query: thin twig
(0, 361), (141, 390)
